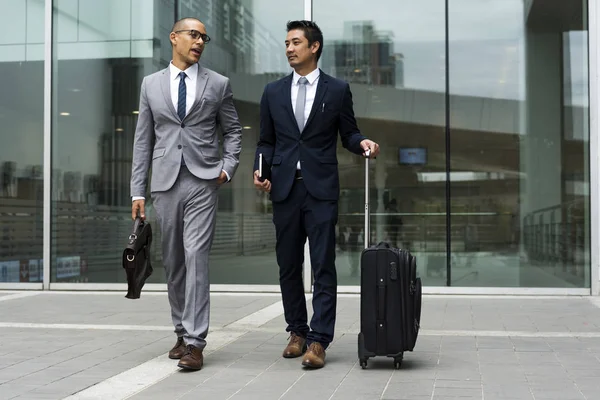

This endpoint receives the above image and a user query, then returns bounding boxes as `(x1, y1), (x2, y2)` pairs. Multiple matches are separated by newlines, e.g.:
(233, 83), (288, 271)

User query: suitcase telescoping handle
(364, 149), (370, 249)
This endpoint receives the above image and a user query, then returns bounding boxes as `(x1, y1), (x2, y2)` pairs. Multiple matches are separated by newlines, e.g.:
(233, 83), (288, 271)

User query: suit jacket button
(177, 145), (182, 149)
(299, 140), (304, 144)
(181, 123), (185, 128)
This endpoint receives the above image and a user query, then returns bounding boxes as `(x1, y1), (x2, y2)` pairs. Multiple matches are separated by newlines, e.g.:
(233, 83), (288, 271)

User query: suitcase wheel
(394, 354), (403, 370)
(360, 359), (368, 369)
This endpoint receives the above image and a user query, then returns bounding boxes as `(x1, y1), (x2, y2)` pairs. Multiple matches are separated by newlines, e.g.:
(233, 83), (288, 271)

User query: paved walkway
(1, 291), (600, 399)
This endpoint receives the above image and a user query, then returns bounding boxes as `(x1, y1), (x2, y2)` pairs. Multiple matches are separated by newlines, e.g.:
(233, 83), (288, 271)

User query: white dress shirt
(292, 68), (320, 170)
(170, 62), (198, 116)
(132, 62), (227, 202)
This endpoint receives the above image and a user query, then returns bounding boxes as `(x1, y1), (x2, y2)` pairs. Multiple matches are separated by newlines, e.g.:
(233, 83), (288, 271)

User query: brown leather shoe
(283, 333), (307, 358)
(168, 337), (186, 359)
(177, 345), (204, 370)
(302, 342), (326, 369)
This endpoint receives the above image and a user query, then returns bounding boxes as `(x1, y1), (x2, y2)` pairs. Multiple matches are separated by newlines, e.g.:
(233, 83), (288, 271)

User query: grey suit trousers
(152, 166), (219, 349)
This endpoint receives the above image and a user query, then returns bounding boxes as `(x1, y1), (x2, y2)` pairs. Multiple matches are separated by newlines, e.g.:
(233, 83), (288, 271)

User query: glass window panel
(27, 0), (46, 44)
(51, 0), (172, 283)
(131, 0), (156, 40)
(0, 0), (26, 45)
(50, 0), (302, 285)
(55, 0), (79, 43)
(314, 0), (447, 286)
(448, 0), (590, 288)
(177, 0), (304, 284)
(0, 0), (44, 283)
(78, 0), (132, 42)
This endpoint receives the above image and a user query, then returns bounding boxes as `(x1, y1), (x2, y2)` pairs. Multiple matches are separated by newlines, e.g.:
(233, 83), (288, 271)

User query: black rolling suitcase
(358, 150), (422, 370)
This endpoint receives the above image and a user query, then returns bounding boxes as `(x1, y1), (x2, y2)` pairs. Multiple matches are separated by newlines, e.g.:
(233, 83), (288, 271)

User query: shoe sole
(177, 363), (202, 370)
(301, 360), (324, 369)
(169, 354), (183, 360)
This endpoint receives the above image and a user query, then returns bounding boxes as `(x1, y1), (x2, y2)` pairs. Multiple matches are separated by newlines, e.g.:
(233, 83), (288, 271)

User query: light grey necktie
(295, 77), (308, 131)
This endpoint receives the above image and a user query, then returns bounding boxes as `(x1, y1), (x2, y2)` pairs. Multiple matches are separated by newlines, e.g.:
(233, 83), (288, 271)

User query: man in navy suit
(253, 20), (380, 369)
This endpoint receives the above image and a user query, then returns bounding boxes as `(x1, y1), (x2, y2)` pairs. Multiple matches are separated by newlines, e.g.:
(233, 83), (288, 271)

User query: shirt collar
(293, 68), (320, 85)
(170, 61), (198, 81)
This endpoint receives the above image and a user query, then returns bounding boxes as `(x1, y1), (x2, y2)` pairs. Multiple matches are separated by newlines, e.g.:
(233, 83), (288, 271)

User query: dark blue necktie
(177, 71), (187, 121)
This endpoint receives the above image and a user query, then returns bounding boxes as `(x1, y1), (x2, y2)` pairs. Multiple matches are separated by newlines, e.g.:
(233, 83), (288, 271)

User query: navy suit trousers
(273, 178), (338, 348)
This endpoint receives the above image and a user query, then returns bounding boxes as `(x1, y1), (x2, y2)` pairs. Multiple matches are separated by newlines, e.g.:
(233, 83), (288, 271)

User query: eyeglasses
(175, 30), (211, 43)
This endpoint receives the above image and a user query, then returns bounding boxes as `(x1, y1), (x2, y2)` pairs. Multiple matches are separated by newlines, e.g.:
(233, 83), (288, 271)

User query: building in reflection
(179, 0), (284, 76)
(322, 21), (404, 88)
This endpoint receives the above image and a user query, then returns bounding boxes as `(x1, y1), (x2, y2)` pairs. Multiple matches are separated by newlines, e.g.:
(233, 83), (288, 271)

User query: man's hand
(132, 199), (145, 220)
(217, 170), (228, 185)
(253, 170), (271, 193)
(360, 139), (380, 158)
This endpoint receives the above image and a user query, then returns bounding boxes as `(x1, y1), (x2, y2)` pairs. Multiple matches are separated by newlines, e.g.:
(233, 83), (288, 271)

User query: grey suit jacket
(130, 65), (242, 197)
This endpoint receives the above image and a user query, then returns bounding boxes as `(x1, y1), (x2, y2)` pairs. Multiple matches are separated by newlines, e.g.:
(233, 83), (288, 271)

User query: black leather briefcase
(122, 217), (153, 299)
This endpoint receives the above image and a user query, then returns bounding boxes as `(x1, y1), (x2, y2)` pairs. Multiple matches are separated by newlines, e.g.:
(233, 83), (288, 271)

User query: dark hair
(171, 17), (203, 33)
(286, 20), (323, 61)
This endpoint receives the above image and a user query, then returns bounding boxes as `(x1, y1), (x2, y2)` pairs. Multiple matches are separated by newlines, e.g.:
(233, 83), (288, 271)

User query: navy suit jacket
(254, 70), (366, 203)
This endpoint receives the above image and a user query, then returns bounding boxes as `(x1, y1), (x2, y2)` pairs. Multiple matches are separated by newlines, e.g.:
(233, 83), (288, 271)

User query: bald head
(172, 17), (203, 33)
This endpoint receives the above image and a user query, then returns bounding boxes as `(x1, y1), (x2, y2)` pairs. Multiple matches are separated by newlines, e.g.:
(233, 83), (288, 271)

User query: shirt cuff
(223, 170), (231, 182)
(132, 196), (145, 202)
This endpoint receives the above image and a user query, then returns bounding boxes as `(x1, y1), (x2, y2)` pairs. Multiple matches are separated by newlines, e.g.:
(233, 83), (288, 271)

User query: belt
(295, 170), (303, 180)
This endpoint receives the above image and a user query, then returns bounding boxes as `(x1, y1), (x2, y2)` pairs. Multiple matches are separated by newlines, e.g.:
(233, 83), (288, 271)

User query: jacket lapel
(186, 65), (209, 118)
(304, 70), (328, 131)
(160, 68), (179, 120)
(282, 74), (298, 133)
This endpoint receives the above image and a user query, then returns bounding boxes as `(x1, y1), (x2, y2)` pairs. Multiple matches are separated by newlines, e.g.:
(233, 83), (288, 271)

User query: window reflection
(449, 0), (589, 287)
(315, 0), (447, 286)
(49, 0), (302, 285)
(2, 0), (590, 289)
(0, 1), (44, 283)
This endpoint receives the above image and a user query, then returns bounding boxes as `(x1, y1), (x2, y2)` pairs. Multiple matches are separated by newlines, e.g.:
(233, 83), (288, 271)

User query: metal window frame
(49, 283), (283, 293)
(445, 0), (452, 286)
(42, 283), (591, 296)
(303, 0), (313, 293)
(42, 0), (53, 290)
(336, 286), (590, 296)
(590, 0), (599, 295)
(0, 283), (43, 290)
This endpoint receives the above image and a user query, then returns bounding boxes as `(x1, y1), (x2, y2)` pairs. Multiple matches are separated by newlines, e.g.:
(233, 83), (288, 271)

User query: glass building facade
(0, 0), (597, 294)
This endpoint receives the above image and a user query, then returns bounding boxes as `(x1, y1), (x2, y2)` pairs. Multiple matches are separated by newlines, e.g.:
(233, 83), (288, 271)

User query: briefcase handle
(130, 217), (143, 239)
(126, 217), (147, 261)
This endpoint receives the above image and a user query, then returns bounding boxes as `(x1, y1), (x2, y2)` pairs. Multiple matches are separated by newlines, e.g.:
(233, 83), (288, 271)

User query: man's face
(285, 29), (319, 69)
(170, 20), (208, 65)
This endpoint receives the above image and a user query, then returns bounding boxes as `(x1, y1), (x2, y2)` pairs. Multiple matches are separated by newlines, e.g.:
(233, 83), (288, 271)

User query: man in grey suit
(130, 17), (242, 371)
